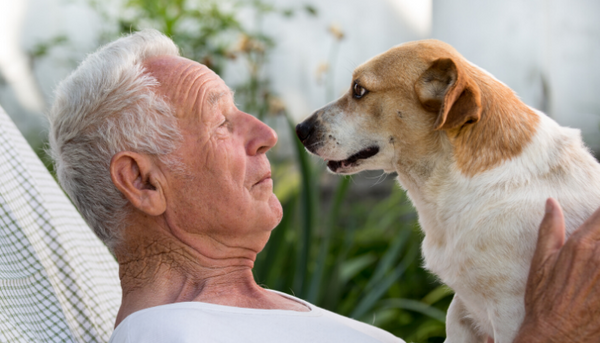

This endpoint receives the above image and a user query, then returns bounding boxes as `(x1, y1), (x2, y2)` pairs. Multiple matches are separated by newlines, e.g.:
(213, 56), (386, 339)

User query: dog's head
(296, 40), (486, 176)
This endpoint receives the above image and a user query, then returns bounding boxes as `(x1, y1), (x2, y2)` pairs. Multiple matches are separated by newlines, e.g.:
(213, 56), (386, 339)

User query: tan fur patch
(404, 40), (541, 176)
(362, 40), (540, 177)
(447, 67), (540, 176)
(473, 272), (511, 299)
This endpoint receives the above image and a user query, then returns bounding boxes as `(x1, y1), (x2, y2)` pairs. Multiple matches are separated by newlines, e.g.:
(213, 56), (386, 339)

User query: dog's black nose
(295, 122), (313, 142)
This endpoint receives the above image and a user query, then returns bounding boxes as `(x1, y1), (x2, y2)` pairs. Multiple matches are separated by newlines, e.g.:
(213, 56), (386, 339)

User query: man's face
(144, 56), (282, 248)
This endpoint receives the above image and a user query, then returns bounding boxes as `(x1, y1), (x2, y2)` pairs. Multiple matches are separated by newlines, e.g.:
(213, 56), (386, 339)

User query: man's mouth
(254, 171), (272, 186)
(326, 146), (379, 172)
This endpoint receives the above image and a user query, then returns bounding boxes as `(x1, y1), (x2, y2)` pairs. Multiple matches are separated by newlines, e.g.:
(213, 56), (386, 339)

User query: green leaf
(422, 285), (454, 305)
(364, 228), (411, 293)
(281, 8), (294, 17)
(379, 298), (447, 323)
(286, 113), (317, 297)
(351, 240), (419, 319)
(306, 176), (350, 303)
(304, 4), (318, 16)
(255, 197), (297, 286)
(339, 254), (377, 283)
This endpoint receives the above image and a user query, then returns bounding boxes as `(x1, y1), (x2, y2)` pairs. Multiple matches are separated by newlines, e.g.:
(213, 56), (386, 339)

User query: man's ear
(414, 58), (482, 130)
(110, 151), (166, 216)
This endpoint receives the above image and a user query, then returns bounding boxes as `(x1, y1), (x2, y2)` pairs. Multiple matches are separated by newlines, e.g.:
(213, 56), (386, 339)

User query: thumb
(531, 198), (566, 269)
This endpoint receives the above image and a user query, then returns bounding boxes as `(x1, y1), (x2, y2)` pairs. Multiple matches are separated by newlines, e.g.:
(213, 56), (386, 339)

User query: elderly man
(48, 30), (600, 342)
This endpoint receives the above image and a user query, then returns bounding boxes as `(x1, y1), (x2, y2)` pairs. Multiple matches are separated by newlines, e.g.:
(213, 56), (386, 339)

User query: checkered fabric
(0, 105), (121, 343)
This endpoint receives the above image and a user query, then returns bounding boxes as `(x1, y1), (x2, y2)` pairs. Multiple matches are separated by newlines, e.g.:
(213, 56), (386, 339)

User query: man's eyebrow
(207, 89), (235, 106)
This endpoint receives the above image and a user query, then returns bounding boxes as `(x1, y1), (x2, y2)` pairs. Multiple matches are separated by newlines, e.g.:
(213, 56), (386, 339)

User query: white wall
(255, 0), (431, 121)
(432, 0), (600, 151)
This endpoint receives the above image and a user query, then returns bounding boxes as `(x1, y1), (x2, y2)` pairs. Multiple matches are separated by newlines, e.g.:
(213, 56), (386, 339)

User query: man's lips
(254, 171), (272, 186)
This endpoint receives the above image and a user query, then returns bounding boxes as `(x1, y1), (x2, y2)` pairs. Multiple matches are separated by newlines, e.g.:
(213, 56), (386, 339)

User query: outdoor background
(1, 0), (599, 342)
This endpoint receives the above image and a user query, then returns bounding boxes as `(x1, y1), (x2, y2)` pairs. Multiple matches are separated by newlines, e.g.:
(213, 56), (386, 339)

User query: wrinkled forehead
(142, 55), (231, 119)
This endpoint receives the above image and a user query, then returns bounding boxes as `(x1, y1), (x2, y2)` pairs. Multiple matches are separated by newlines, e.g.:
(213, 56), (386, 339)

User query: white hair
(48, 29), (182, 251)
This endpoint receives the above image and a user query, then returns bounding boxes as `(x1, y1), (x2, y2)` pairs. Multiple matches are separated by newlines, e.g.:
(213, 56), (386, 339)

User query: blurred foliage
(90, 0), (317, 120)
(29, 35), (69, 60)
(37, 0), (452, 341)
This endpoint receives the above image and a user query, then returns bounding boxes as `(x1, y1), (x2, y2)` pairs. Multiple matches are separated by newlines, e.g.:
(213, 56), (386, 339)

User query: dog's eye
(353, 82), (367, 99)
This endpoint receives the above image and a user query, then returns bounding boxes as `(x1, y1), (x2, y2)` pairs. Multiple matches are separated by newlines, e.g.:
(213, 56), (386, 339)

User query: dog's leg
(487, 296), (525, 343)
(445, 294), (487, 343)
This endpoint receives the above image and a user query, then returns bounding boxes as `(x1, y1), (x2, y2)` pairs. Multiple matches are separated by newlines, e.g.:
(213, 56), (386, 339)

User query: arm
(513, 198), (600, 342)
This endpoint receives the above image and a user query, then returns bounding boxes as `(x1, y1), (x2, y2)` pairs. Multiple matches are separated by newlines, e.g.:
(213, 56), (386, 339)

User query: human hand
(513, 198), (600, 342)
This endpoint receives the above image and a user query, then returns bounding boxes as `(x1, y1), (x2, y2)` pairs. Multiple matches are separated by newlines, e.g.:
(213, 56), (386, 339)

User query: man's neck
(113, 221), (308, 327)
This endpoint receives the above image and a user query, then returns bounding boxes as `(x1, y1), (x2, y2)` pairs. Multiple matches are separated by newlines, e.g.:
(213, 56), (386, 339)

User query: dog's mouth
(326, 146), (380, 172)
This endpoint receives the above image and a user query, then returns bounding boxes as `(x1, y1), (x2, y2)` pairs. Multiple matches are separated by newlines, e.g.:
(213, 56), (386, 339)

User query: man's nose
(246, 113), (277, 155)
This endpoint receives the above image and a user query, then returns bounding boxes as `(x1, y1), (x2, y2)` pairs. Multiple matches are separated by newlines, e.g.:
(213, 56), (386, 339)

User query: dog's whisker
(373, 172), (388, 186)
(363, 171), (388, 186)
(304, 140), (325, 151)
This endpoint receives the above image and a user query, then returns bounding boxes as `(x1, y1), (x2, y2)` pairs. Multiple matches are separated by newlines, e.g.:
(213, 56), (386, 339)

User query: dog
(295, 39), (600, 343)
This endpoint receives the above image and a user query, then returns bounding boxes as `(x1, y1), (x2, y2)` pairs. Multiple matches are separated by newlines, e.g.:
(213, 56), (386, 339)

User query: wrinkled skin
(514, 198), (600, 342)
(145, 56), (283, 252)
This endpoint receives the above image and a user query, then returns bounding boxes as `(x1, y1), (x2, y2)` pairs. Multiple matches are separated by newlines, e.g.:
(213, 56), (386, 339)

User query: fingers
(531, 198), (566, 269)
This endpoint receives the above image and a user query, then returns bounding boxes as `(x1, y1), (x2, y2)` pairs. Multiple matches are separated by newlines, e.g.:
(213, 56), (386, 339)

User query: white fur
(403, 110), (600, 342)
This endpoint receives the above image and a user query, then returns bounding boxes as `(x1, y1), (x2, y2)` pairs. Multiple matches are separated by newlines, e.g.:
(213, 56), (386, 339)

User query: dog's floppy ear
(415, 58), (482, 130)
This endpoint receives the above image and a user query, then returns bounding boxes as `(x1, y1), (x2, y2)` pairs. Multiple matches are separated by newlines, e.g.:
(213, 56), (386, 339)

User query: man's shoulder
(315, 306), (406, 343)
(109, 300), (405, 343)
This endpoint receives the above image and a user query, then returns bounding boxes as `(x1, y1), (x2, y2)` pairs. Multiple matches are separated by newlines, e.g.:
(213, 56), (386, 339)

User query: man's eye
(353, 82), (367, 99)
(217, 118), (232, 133)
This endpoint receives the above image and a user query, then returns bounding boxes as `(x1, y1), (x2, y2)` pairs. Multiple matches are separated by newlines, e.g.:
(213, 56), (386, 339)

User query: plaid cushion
(0, 106), (121, 342)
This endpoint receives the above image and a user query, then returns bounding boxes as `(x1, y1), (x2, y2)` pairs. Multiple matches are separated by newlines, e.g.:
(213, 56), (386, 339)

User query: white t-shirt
(109, 290), (405, 343)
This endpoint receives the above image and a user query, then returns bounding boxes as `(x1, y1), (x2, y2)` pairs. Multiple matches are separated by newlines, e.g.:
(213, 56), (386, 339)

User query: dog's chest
(408, 176), (541, 300)
(420, 217), (530, 293)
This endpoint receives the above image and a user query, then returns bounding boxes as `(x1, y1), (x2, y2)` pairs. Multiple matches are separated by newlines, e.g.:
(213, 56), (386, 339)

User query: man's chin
(269, 195), (284, 226)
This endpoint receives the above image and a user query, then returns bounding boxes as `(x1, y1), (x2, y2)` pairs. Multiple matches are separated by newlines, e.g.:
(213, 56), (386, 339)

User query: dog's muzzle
(296, 114), (380, 173)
